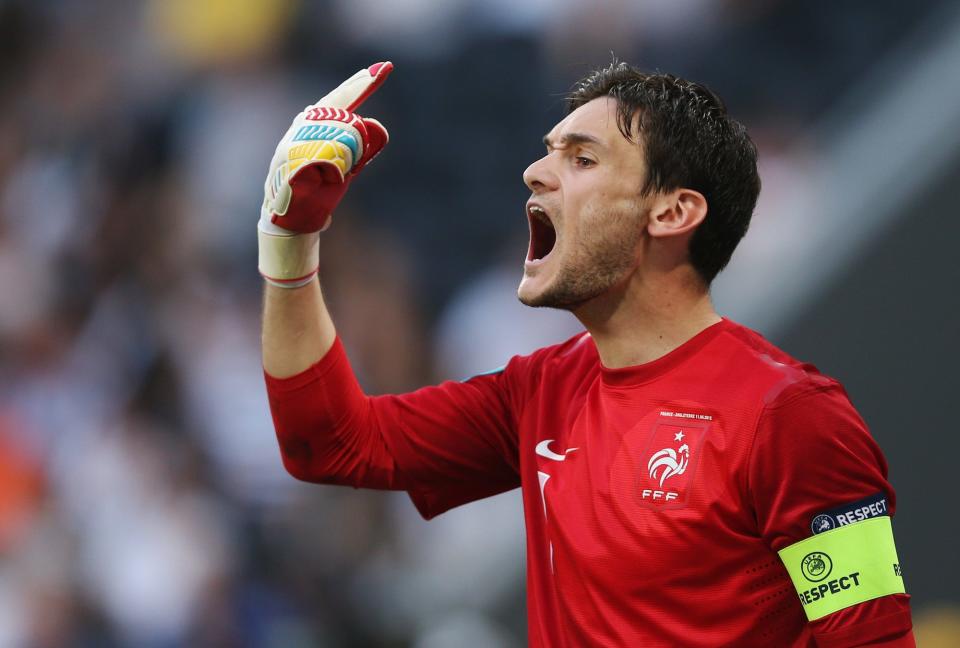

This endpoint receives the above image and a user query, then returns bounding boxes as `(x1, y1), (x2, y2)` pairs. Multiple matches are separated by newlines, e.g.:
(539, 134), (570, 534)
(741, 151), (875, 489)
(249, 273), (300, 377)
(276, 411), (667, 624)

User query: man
(259, 61), (914, 646)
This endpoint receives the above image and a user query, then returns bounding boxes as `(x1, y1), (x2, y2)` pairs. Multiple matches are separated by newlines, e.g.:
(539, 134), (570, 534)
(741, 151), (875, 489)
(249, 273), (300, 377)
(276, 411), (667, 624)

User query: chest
(521, 380), (762, 582)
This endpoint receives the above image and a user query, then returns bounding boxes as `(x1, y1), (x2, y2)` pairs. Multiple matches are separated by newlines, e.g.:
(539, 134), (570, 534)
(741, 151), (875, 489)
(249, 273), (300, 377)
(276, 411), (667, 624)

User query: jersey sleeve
(264, 337), (524, 519)
(747, 384), (914, 646)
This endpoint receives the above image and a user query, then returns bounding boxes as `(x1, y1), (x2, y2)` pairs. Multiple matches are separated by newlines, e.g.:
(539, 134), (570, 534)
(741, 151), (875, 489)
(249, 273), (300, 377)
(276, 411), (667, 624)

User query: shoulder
(502, 330), (597, 379)
(714, 321), (871, 452)
(483, 330), (597, 404)
(714, 319), (844, 408)
(733, 323), (889, 506)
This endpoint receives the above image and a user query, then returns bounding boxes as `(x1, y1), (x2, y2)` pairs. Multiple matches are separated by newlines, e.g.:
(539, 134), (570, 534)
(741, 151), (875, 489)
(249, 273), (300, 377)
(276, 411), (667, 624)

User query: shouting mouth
(526, 202), (557, 265)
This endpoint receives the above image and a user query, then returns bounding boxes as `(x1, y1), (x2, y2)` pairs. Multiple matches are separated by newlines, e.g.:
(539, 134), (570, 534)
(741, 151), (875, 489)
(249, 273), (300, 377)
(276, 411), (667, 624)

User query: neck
(573, 266), (721, 369)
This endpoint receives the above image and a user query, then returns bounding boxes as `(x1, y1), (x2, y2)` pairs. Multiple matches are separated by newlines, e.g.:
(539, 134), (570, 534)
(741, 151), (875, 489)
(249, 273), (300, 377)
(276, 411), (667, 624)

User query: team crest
(648, 443), (690, 486)
(636, 414), (709, 508)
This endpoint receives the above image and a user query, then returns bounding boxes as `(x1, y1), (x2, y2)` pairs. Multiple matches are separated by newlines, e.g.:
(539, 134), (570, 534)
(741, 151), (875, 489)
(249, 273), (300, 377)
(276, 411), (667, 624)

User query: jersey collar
(598, 318), (735, 387)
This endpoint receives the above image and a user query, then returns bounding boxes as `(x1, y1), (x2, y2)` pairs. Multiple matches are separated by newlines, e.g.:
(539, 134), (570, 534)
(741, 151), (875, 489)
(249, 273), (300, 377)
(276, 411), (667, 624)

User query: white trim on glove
(258, 223), (320, 289)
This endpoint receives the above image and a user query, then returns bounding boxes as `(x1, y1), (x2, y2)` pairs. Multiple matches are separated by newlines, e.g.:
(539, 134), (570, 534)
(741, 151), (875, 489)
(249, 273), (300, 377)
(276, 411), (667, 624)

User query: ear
(647, 188), (707, 239)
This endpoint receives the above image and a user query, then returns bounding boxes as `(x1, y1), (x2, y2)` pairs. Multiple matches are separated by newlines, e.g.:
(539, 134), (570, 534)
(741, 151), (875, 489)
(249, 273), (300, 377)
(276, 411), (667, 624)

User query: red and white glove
(258, 62), (392, 287)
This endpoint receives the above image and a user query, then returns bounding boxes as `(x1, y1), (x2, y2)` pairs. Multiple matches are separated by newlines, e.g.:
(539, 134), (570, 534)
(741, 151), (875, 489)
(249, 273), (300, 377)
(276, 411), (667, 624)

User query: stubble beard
(518, 209), (643, 311)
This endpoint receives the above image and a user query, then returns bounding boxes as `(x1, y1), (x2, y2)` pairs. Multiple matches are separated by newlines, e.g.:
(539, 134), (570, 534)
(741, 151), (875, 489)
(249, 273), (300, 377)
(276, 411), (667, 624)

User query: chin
(520, 293), (584, 312)
(517, 274), (552, 308)
(517, 278), (542, 307)
(518, 277), (585, 311)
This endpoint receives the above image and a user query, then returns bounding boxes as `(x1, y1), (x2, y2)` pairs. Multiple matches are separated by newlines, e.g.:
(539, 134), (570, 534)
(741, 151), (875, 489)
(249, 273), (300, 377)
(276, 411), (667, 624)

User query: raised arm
(259, 62), (392, 377)
(257, 64), (522, 513)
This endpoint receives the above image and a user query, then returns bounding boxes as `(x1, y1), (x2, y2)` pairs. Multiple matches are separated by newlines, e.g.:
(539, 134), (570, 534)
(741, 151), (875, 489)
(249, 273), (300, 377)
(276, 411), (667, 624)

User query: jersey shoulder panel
(497, 330), (597, 402)
(719, 319), (842, 407)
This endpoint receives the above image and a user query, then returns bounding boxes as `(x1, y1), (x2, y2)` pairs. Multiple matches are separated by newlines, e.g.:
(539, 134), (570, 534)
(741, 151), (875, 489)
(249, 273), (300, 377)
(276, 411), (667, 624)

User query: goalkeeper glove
(258, 62), (392, 287)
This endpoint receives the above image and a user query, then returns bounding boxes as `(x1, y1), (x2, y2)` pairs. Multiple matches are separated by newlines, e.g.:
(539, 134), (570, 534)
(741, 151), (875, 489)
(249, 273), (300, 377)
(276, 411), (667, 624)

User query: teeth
(528, 205), (555, 234)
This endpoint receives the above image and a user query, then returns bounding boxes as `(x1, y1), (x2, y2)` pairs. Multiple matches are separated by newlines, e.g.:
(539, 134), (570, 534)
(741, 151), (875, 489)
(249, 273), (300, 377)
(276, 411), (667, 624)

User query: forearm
(261, 268), (399, 487)
(262, 277), (337, 378)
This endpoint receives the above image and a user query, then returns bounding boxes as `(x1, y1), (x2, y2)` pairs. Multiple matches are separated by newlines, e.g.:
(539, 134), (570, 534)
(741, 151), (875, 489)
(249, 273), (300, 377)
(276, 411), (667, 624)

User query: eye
(574, 156), (595, 168)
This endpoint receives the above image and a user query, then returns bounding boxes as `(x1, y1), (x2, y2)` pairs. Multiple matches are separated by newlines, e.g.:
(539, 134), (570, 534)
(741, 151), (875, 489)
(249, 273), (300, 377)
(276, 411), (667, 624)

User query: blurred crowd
(0, 1), (953, 646)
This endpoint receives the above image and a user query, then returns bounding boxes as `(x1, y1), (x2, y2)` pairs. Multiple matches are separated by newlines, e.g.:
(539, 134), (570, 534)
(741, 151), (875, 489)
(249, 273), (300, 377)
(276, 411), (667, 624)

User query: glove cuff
(258, 226), (320, 288)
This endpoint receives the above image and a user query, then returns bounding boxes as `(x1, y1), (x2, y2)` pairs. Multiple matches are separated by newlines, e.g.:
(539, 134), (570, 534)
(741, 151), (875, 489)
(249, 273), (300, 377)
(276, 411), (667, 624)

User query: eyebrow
(542, 132), (605, 150)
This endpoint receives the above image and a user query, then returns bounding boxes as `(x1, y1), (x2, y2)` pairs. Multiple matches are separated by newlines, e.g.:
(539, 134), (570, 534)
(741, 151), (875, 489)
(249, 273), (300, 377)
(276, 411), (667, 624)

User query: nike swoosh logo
(536, 439), (579, 461)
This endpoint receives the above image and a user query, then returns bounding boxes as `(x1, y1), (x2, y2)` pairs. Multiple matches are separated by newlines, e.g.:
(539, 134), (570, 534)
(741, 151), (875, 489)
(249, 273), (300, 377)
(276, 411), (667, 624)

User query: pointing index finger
(314, 61), (394, 111)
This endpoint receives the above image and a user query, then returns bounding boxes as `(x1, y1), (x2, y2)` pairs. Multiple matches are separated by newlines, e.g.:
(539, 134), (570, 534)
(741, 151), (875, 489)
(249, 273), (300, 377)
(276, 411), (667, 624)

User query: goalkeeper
(260, 62), (915, 646)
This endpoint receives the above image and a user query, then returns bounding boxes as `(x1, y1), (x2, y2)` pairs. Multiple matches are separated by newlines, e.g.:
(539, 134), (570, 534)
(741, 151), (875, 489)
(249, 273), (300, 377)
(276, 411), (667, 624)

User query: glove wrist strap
(258, 227), (320, 289)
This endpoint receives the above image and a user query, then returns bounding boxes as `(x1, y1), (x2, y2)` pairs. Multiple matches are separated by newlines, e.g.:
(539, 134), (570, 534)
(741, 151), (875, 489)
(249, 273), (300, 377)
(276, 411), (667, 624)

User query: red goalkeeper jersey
(265, 318), (913, 646)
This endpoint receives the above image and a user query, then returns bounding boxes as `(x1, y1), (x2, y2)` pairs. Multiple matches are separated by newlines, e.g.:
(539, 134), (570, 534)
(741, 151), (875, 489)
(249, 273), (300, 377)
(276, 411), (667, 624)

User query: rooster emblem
(647, 443), (690, 487)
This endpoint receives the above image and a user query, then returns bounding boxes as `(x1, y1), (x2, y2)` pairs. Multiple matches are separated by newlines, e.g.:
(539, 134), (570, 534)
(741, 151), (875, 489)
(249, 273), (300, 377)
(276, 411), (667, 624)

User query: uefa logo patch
(811, 514), (836, 534)
(801, 551), (833, 582)
(635, 417), (709, 508)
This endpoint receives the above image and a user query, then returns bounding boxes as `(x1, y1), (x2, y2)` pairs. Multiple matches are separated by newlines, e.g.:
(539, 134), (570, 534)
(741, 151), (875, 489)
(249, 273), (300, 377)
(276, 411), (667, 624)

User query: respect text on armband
(798, 571), (860, 606)
(797, 562), (903, 608)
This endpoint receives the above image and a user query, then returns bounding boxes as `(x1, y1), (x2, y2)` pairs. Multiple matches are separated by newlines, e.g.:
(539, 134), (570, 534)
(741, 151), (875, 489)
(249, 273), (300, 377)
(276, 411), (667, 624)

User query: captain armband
(777, 516), (905, 621)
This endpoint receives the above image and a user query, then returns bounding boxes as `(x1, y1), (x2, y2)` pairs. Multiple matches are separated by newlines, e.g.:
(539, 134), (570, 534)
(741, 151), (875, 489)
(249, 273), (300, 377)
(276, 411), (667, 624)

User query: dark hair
(568, 61), (761, 284)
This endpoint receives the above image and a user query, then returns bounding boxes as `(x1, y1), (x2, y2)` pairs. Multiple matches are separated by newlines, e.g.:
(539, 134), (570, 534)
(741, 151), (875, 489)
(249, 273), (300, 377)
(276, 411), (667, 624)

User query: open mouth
(527, 204), (557, 263)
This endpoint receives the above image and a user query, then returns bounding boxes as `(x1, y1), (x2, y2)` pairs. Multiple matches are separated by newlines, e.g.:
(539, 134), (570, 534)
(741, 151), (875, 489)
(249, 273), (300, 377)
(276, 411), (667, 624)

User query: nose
(523, 153), (557, 194)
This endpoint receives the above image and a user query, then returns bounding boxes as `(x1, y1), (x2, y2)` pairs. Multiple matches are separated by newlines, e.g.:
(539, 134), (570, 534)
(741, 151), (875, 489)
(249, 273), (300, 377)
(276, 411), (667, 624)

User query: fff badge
(635, 415), (709, 508)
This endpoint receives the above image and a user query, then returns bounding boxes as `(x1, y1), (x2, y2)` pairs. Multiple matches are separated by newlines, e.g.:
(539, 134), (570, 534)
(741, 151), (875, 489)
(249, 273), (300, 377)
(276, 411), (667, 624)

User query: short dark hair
(568, 62), (761, 284)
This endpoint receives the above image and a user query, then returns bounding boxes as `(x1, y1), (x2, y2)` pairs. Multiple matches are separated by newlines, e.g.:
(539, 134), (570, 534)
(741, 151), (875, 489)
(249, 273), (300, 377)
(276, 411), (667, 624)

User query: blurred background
(1, 0), (958, 646)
